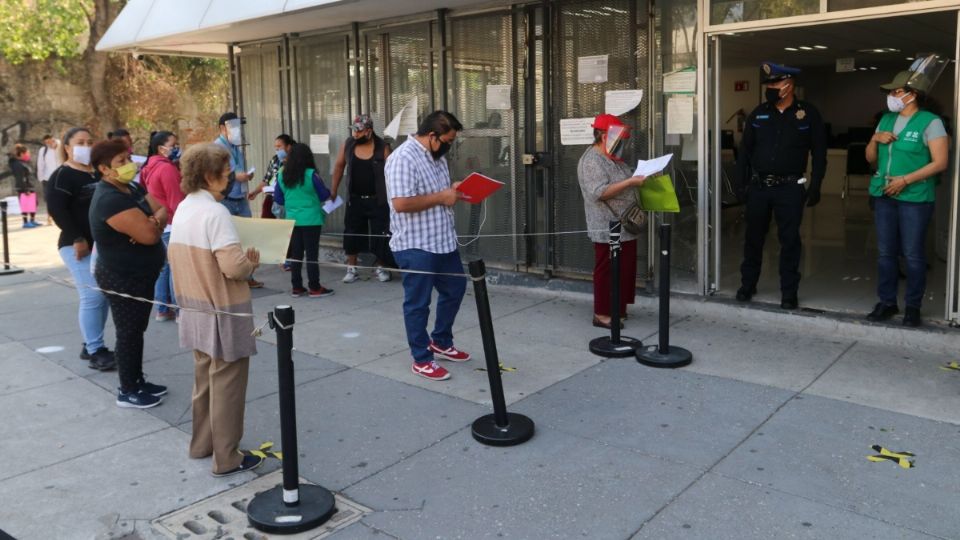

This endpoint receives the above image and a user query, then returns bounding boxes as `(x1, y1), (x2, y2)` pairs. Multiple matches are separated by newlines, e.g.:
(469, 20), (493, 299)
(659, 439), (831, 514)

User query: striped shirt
(385, 136), (457, 254)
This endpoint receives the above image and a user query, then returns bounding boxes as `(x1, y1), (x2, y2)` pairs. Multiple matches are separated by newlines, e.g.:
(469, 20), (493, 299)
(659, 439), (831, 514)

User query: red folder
(456, 172), (505, 204)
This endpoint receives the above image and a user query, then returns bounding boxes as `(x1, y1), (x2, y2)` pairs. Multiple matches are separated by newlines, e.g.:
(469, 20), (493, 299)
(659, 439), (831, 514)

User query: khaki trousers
(189, 350), (250, 473)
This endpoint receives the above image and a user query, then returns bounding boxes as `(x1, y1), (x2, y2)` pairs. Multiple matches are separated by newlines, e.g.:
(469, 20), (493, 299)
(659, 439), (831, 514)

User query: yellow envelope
(230, 216), (296, 264)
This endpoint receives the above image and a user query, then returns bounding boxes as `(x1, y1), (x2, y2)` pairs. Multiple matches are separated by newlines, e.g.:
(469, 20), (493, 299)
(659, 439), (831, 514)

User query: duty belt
(751, 173), (802, 187)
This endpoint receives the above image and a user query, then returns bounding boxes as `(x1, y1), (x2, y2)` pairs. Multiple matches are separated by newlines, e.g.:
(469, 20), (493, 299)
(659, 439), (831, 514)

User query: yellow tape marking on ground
(475, 363), (517, 373)
(866, 445), (914, 469)
(240, 441), (283, 460)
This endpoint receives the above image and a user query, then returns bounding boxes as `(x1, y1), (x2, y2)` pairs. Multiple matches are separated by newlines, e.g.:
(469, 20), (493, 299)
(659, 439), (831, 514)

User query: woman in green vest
(864, 71), (949, 327)
(274, 143), (335, 298)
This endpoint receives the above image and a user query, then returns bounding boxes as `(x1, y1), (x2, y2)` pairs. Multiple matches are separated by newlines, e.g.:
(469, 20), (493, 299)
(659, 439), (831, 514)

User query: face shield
(225, 118), (244, 146)
(604, 125), (630, 160)
(906, 53), (948, 93)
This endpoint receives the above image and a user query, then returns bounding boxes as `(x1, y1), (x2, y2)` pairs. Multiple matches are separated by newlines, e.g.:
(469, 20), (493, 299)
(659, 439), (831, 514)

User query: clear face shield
(225, 118), (244, 146)
(604, 125), (630, 159)
(906, 53), (949, 92)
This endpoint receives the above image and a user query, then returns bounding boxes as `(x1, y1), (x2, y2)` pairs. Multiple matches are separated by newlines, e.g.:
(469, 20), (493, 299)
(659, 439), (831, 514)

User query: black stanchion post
(636, 224), (693, 368)
(248, 305), (336, 534)
(0, 200), (24, 276)
(589, 220), (642, 357)
(468, 259), (535, 446)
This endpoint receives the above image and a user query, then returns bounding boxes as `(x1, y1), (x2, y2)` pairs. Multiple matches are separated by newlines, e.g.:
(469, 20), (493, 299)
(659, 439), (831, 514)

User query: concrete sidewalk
(1, 223), (959, 539)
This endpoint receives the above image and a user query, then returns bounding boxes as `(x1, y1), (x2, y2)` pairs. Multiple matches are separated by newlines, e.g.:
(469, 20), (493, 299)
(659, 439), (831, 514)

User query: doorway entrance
(709, 11), (959, 321)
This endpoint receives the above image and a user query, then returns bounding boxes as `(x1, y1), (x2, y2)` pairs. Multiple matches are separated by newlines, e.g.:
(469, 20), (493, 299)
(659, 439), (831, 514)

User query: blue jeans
(154, 231), (176, 314)
(393, 249), (467, 363)
(221, 197), (252, 217)
(873, 196), (934, 309)
(59, 246), (110, 354)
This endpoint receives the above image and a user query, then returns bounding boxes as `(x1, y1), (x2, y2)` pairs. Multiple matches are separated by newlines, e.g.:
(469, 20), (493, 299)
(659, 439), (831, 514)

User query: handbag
(602, 198), (646, 236)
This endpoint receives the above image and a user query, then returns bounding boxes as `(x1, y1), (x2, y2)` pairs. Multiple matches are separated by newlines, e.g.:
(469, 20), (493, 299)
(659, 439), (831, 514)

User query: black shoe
(866, 303), (899, 322)
(79, 343), (91, 361)
(903, 306), (922, 327)
(116, 388), (163, 409)
(736, 286), (756, 302)
(138, 378), (168, 397)
(212, 454), (264, 477)
(88, 348), (117, 371)
(780, 296), (799, 310)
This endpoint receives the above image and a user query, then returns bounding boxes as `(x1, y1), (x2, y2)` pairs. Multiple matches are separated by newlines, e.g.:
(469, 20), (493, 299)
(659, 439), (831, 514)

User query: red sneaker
(291, 287), (307, 297)
(411, 360), (451, 381)
(308, 286), (335, 298)
(429, 342), (471, 362)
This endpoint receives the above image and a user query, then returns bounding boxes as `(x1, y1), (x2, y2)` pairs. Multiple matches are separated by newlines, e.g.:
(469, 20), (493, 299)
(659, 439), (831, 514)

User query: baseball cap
(351, 114), (374, 131)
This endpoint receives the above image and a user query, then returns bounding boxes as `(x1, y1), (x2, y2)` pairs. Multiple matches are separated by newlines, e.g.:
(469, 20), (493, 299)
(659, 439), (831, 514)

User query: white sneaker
(375, 266), (392, 282)
(342, 266), (359, 283)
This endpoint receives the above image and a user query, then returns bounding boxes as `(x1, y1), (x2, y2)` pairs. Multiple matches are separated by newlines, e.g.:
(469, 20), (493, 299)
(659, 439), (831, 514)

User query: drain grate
(151, 471), (369, 539)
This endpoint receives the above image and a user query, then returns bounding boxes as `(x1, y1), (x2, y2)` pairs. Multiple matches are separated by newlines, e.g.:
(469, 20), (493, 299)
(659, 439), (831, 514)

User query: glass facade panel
(711, 0), (819, 24)
(829, 0), (929, 10)
(238, 43), (284, 190)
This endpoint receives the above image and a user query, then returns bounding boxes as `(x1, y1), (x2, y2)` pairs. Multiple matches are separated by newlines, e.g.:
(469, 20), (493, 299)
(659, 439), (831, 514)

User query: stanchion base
(247, 484), (336, 534)
(0, 267), (24, 276)
(589, 335), (643, 358)
(472, 413), (535, 447)
(636, 344), (693, 369)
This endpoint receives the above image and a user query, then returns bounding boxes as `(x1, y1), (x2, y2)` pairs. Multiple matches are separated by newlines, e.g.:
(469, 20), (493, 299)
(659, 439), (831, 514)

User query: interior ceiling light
(798, 46), (813, 50)
(784, 47), (799, 51)
(860, 47), (901, 54)
(906, 57), (915, 61)
(869, 66), (878, 70)
(814, 45), (828, 49)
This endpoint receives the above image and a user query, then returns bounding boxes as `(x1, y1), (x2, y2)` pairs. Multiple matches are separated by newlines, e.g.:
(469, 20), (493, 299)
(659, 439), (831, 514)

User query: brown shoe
(247, 279), (264, 289)
(592, 317), (624, 330)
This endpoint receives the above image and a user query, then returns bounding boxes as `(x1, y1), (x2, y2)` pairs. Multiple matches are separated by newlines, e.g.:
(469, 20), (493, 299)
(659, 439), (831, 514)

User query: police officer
(736, 62), (827, 310)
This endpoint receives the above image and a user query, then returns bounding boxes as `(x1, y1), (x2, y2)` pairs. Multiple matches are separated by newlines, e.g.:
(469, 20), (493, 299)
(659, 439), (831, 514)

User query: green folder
(637, 174), (680, 213)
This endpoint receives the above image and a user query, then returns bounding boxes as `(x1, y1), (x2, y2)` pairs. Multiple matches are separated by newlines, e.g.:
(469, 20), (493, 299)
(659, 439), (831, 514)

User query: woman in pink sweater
(141, 131), (185, 322)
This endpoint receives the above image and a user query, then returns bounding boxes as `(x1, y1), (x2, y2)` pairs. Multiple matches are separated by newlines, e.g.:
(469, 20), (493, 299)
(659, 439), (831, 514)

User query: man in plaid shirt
(385, 111), (472, 381)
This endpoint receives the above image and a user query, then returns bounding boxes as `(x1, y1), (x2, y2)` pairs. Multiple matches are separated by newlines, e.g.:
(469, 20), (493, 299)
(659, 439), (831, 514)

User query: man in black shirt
(735, 62), (827, 310)
(330, 115), (393, 283)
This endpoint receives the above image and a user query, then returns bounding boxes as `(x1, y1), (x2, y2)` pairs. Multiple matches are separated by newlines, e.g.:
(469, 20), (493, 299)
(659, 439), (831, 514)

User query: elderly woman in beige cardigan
(169, 144), (263, 477)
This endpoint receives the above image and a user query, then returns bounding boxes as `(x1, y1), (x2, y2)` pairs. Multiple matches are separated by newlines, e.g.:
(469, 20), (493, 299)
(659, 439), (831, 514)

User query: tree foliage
(0, 0), (93, 64)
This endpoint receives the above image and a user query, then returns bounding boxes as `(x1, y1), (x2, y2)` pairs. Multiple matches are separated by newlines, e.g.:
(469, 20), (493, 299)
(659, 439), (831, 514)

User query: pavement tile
(346, 426), (703, 540)
(806, 341), (960, 424)
(1, 376), (170, 482)
(0, 428), (255, 540)
(241, 368), (485, 491)
(714, 395), (960, 539)
(0, 341), (75, 396)
(0, 276), (78, 315)
(518, 360), (794, 468)
(631, 473), (934, 540)
(0, 301), (83, 341)
(668, 314), (855, 391)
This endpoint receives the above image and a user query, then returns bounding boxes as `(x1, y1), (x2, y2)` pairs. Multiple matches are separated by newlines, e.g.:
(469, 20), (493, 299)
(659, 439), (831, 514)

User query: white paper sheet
(663, 69), (696, 94)
(578, 55), (609, 84)
(384, 99), (419, 140)
(559, 118), (596, 145)
(681, 134), (698, 162)
(309, 134), (330, 155)
(230, 216), (296, 265)
(486, 85), (512, 110)
(604, 89), (644, 116)
(633, 154), (673, 177)
(323, 195), (344, 214)
(263, 185), (274, 194)
(666, 96), (695, 135)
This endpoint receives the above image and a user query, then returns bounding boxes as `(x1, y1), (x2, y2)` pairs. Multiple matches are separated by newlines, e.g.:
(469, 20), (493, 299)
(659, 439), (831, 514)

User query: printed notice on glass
(309, 134), (330, 154)
(384, 99), (419, 140)
(605, 89), (644, 116)
(560, 118), (596, 145)
(666, 96), (694, 135)
(836, 57), (856, 73)
(578, 55), (609, 84)
(663, 68), (696, 94)
(486, 85), (513, 110)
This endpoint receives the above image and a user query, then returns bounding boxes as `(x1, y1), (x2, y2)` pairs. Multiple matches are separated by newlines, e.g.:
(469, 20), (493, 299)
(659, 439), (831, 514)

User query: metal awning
(96, 0), (482, 57)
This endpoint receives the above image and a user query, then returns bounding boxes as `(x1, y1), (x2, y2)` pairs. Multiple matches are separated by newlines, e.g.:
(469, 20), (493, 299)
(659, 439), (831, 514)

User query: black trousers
(289, 225), (322, 289)
(343, 195), (393, 266)
(94, 264), (159, 393)
(740, 182), (806, 296)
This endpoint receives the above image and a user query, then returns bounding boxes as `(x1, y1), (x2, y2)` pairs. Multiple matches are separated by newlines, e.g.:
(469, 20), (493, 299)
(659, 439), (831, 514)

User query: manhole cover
(151, 471), (369, 539)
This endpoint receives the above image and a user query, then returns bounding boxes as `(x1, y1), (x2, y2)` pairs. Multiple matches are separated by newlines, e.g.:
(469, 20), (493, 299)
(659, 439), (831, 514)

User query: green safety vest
(869, 110), (939, 203)
(276, 167), (326, 227)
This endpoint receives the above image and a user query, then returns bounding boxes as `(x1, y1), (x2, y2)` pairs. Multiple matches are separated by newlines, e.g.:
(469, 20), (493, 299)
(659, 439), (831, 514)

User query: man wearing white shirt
(37, 134), (62, 224)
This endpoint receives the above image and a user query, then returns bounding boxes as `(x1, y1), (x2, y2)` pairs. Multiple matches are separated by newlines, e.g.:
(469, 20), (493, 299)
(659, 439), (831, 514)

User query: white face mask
(72, 145), (91, 165)
(887, 93), (914, 113)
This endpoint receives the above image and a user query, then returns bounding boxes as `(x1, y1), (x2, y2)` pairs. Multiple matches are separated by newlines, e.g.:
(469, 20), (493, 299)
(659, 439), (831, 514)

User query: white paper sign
(323, 195), (344, 214)
(666, 96), (695, 135)
(309, 134), (330, 155)
(604, 89), (644, 116)
(578, 55), (609, 84)
(836, 57), (856, 73)
(633, 154), (674, 177)
(663, 69), (696, 94)
(384, 99), (419, 140)
(681, 134), (698, 162)
(560, 118), (596, 145)
(486, 85), (512, 110)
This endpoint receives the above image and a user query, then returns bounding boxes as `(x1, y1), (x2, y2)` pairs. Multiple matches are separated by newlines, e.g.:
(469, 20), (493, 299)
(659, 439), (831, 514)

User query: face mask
(276, 149), (287, 161)
(354, 134), (370, 144)
(72, 145), (92, 165)
(765, 87), (783, 104)
(887, 94), (913, 113)
(167, 147), (181, 161)
(431, 136), (451, 161)
(227, 127), (242, 145)
(20, 152), (31, 162)
(114, 162), (138, 184)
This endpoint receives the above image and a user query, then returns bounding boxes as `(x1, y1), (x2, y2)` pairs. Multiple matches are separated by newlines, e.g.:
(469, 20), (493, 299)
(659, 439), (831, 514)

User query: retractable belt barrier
(0, 200), (25, 276)
(589, 221), (643, 358)
(636, 223), (693, 369)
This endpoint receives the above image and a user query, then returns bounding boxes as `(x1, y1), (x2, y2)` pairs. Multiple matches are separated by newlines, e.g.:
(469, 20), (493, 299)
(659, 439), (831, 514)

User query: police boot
(780, 294), (799, 310)
(736, 286), (756, 302)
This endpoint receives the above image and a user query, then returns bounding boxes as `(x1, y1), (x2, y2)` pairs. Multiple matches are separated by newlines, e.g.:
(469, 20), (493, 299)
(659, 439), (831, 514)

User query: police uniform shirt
(737, 99), (827, 184)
